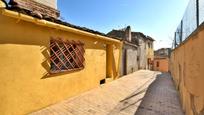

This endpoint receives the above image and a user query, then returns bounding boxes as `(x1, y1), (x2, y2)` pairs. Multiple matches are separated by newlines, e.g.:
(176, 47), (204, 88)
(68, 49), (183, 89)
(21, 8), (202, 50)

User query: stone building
(131, 32), (154, 70)
(154, 48), (171, 57)
(34, 0), (58, 9)
(9, 0), (60, 18)
(146, 36), (155, 69)
(107, 26), (138, 76)
(107, 26), (154, 76)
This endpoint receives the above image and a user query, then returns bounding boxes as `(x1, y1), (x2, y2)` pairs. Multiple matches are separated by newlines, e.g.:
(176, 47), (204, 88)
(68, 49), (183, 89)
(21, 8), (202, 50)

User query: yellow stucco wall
(147, 48), (154, 60)
(0, 10), (121, 115)
(170, 26), (204, 115)
(146, 42), (154, 60)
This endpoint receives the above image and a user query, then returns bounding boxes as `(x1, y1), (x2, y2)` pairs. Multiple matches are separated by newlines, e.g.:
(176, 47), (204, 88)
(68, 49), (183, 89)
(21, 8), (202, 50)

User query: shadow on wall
(106, 44), (119, 79)
(40, 46), (50, 78)
(41, 39), (108, 79)
(170, 25), (204, 115)
(0, 17), (108, 79)
(112, 50), (117, 78)
(40, 46), (85, 79)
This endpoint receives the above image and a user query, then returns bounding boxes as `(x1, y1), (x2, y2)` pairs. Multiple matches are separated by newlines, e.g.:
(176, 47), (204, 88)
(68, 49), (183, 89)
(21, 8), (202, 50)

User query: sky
(57, 0), (189, 50)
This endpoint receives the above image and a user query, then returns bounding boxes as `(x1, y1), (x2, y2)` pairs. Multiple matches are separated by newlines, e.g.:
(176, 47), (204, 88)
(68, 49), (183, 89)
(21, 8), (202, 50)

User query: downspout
(0, 9), (121, 44)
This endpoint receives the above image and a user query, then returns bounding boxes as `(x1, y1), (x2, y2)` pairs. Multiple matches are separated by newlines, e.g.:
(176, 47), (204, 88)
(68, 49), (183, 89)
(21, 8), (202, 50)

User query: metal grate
(50, 38), (85, 73)
(173, 0), (204, 48)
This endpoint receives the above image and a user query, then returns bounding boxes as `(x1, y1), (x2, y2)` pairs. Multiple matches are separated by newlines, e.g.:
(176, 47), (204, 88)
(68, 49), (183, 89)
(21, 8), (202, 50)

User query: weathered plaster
(170, 25), (204, 115)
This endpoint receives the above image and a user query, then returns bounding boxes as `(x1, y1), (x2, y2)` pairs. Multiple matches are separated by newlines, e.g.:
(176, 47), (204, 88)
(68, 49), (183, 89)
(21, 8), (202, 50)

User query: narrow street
(30, 70), (183, 115)
(135, 73), (184, 115)
(1, 0), (204, 114)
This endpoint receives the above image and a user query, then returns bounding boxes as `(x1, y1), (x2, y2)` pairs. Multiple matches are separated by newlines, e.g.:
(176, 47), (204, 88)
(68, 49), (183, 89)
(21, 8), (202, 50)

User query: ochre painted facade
(170, 25), (204, 115)
(153, 58), (169, 72)
(146, 41), (154, 70)
(146, 44), (154, 60)
(0, 8), (122, 115)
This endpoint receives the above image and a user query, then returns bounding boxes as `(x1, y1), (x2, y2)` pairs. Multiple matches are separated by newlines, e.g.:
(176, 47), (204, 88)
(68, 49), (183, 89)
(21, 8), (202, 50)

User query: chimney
(125, 26), (131, 42)
(35, 0), (58, 9)
(9, 0), (60, 19)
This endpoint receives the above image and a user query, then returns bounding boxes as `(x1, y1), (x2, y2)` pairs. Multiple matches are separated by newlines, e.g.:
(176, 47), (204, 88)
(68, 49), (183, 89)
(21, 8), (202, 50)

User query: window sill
(50, 67), (84, 75)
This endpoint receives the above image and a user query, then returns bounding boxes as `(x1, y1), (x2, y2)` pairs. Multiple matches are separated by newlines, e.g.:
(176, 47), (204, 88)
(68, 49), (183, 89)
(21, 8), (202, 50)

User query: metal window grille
(50, 38), (85, 73)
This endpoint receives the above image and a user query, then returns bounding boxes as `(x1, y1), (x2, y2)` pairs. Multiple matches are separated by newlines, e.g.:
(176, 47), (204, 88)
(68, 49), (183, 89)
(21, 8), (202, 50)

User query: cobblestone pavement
(30, 71), (183, 115)
(135, 73), (184, 115)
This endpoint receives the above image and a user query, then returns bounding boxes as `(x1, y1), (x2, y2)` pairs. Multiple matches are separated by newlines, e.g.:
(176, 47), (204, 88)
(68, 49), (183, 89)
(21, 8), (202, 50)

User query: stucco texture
(138, 40), (147, 69)
(0, 12), (121, 115)
(119, 44), (138, 76)
(153, 58), (169, 72)
(146, 42), (154, 60)
(126, 49), (138, 74)
(170, 26), (204, 115)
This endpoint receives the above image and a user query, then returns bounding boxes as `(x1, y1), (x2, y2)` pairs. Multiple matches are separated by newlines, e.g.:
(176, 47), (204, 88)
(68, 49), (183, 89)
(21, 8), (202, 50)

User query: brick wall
(34, 0), (57, 9)
(9, 0), (59, 18)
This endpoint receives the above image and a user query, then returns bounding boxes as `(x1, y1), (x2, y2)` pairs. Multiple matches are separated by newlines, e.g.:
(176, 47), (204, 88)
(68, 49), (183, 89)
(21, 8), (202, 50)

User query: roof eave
(0, 8), (122, 44)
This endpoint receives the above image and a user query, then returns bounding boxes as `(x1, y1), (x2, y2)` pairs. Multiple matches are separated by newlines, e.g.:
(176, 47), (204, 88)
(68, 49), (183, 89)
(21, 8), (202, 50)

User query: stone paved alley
(30, 70), (184, 115)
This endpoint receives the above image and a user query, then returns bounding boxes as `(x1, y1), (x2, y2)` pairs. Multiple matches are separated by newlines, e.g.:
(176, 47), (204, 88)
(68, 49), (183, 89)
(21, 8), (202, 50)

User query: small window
(156, 61), (159, 67)
(50, 38), (85, 73)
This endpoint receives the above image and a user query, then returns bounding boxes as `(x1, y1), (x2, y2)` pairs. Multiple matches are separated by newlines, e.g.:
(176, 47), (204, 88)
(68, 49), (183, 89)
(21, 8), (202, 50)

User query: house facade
(131, 32), (154, 70)
(145, 36), (154, 69)
(0, 0), (122, 114)
(107, 26), (154, 76)
(153, 48), (171, 72)
(107, 26), (138, 76)
(154, 48), (171, 57)
(153, 57), (169, 72)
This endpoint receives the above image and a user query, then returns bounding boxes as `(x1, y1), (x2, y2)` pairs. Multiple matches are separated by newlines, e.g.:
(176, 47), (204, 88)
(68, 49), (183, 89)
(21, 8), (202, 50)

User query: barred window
(50, 38), (85, 73)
